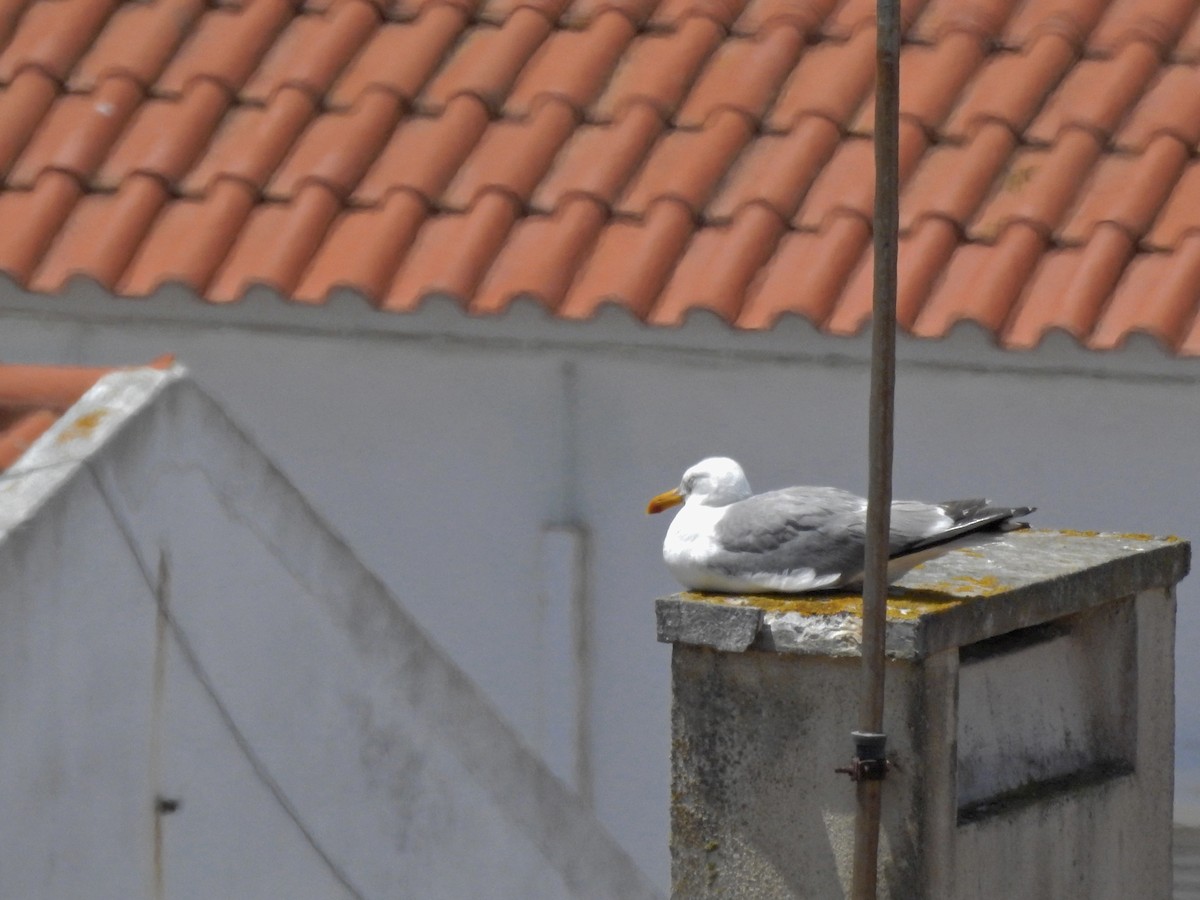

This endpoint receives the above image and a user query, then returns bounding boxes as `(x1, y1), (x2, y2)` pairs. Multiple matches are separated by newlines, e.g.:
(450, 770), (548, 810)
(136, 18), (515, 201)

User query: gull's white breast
(662, 503), (730, 589)
(661, 501), (831, 593)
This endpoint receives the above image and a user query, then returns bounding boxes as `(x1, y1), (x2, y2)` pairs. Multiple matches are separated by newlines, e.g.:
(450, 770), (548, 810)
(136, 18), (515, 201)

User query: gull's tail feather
(904, 501), (1037, 557)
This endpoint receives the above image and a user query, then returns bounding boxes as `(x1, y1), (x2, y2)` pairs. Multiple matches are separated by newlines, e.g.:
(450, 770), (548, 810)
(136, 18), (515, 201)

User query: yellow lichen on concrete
(55, 408), (109, 443)
(1050, 529), (1102, 538)
(1039, 527), (1177, 543)
(681, 588), (973, 622)
(915, 574), (1010, 598)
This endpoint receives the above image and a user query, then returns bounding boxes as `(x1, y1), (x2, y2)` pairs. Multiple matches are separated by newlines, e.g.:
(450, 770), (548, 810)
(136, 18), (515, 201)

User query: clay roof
(0, 357), (173, 472)
(0, 0), (1199, 355)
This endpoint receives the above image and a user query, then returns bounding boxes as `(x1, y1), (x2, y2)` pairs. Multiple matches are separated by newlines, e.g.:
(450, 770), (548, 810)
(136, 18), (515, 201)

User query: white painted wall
(0, 368), (659, 899)
(1, 285), (1197, 888)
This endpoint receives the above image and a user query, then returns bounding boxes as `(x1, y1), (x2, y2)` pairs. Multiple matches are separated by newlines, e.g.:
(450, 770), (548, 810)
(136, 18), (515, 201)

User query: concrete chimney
(657, 530), (1189, 898)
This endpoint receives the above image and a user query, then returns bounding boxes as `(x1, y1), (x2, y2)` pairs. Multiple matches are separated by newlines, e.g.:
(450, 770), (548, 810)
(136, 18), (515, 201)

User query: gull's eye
(683, 475), (696, 492)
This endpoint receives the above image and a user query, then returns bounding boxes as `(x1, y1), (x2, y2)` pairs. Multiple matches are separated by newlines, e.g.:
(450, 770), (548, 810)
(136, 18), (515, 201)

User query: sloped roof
(0, 357), (172, 472)
(0, 0), (1198, 356)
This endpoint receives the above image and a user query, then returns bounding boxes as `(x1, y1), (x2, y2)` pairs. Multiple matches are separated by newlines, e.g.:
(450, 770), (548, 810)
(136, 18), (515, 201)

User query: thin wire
(85, 463), (369, 900)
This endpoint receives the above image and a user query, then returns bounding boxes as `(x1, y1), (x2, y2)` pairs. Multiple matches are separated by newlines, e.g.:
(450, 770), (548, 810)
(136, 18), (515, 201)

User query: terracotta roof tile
(383, 190), (521, 309)
(0, 360), (155, 410)
(121, 179), (258, 296)
(0, 358), (174, 473)
(971, 127), (1104, 241)
(32, 175), (169, 293)
(1179, 301), (1200, 355)
(557, 0), (657, 27)
(180, 86), (317, 196)
(478, 0), (572, 26)
(328, 6), (468, 109)
(790, 136), (873, 229)
(384, 0), (478, 21)
(738, 214), (872, 328)
(914, 222), (1045, 336)
(473, 195), (607, 312)
(675, 22), (805, 129)
(98, 79), (231, 190)
(531, 100), (664, 210)
(0, 0), (33, 49)
(3, 0), (1200, 353)
(825, 215), (960, 333)
(352, 94), (490, 205)
(0, 0), (119, 83)
(1003, 222), (1136, 347)
(851, 30), (986, 133)
(648, 0), (753, 31)
(296, 188), (428, 302)
(592, 15), (723, 122)
(242, 0), (380, 104)
(69, 0), (206, 92)
(420, 8), (553, 114)
(1173, 7), (1200, 62)
(709, 113), (841, 221)
(943, 32), (1076, 140)
(0, 67), (57, 176)
(651, 203), (787, 324)
(1025, 39), (1161, 143)
(1115, 63), (1200, 150)
(907, 0), (1016, 43)
(1058, 133), (1187, 242)
(732, 0), (838, 36)
(1091, 233), (1200, 350)
(1145, 157), (1200, 249)
(560, 199), (695, 319)
(900, 121), (1016, 231)
(618, 108), (755, 217)
(822, 0), (927, 40)
(506, 9), (636, 116)
(209, 182), (342, 301)
(766, 27), (876, 131)
(8, 75), (142, 188)
(157, 0), (293, 96)
(1002, 0), (1109, 50)
(267, 89), (405, 200)
(0, 408), (58, 472)
(443, 95), (577, 208)
(793, 119), (927, 229)
(1087, 0), (1197, 55)
(0, 172), (83, 283)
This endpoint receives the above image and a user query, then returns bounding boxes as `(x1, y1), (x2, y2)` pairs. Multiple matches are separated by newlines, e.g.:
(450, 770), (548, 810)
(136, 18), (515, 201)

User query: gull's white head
(646, 457), (753, 514)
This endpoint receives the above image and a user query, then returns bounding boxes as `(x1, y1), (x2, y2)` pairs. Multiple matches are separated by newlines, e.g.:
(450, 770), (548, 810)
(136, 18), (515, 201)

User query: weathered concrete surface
(663, 532), (1185, 898)
(657, 529), (1190, 659)
(670, 649), (924, 898)
(0, 368), (661, 900)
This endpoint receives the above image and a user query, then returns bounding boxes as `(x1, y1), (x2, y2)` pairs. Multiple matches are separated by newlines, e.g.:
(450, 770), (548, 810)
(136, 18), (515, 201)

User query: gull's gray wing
(712, 487), (1036, 588)
(711, 487), (873, 580)
(711, 489), (967, 583)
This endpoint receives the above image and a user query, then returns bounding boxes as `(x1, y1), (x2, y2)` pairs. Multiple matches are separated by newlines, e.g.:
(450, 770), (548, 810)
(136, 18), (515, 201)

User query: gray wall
(2, 291), (1197, 887)
(0, 368), (658, 899)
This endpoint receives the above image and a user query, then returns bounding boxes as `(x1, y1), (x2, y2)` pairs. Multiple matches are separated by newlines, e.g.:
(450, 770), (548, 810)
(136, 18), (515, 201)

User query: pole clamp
(836, 731), (890, 782)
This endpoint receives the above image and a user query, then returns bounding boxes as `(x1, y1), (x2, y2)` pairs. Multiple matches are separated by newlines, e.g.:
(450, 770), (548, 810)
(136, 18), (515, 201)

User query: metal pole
(849, 0), (900, 896)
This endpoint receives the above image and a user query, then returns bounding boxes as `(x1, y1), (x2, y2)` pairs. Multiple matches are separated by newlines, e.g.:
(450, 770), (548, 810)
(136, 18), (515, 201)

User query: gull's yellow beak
(646, 487), (685, 514)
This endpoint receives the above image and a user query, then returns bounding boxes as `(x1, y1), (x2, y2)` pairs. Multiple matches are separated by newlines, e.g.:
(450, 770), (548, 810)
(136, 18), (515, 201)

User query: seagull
(646, 457), (1034, 593)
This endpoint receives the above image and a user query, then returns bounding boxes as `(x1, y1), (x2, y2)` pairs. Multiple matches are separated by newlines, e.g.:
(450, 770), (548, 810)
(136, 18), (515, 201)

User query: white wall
(0, 368), (659, 899)
(2, 290), (1197, 887)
